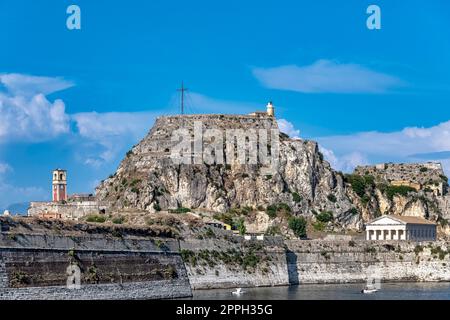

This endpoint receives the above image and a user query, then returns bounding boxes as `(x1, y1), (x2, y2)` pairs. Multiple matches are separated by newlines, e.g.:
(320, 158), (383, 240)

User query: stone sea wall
(286, 240), (450, 284)
(183, 238), (450, 289)
(0, 233), (192, 300)
(180, 238), (289, 289)
(2, 230), (450, 298)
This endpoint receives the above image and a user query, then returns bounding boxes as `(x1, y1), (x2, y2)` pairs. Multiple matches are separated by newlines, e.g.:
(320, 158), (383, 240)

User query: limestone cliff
(95, 115), (449, 234)
(345, 164), (450, 234)
(95, 114), (360, 230)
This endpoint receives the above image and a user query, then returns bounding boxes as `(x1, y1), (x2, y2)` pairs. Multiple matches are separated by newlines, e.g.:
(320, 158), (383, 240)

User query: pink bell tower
(52, 169), (67, 202)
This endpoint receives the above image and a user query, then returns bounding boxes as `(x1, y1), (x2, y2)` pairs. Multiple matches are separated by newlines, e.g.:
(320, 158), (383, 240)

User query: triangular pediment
(367, 216), (406, 226)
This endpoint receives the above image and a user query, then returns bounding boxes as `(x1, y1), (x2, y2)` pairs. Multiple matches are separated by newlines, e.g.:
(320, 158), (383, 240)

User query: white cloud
(184, 92), (260, 114)
(278, 119), (300, 139)
(0, 162), (11, 174)
(0, 74), (72, 143)
(0, 73), (74, 97)
(317, 120), (450, 175)
(0, 94), (70, 142)
(0, 73), (156, 167)
(319, 147), (368, 173)
(252, 59), (404, 94)
(72, 111), (157, 166)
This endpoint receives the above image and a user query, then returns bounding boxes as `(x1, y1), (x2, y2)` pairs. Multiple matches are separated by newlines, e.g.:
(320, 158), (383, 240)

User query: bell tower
(52, 169), (67, 202)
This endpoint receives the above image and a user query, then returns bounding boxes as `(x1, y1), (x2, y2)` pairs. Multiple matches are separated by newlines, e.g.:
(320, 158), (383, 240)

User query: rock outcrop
(96, 114), (359, 229)
(348, 163), (449, 221)
(95, 114), (449, 233)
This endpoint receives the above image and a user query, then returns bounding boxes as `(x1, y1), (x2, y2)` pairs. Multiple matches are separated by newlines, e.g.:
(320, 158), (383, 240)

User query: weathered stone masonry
(0, 234), (192, 300)
(3, 231), (450, 298)
(180, 238), (450, 289)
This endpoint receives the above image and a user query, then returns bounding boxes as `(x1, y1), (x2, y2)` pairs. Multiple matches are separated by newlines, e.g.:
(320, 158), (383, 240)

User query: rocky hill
(96, 114), (360, 231)
(346, 163), (450, 229)
(95, 114), (450, 235)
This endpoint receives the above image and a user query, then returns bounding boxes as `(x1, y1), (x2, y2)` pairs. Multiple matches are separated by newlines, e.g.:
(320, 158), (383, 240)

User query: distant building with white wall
(28, 169), (108, 220)
(365, 215), (437, 241)
(248, 101), (275, 117)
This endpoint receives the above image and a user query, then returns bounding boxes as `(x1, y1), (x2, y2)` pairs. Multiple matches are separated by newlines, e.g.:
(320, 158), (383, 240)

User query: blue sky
(1, 0), (450, 210)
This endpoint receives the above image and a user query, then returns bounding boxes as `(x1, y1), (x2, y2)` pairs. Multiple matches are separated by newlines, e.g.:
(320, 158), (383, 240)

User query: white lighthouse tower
(266, 101), (275, 117)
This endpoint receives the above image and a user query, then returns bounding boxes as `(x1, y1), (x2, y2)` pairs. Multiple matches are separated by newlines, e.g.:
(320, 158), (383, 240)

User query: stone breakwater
(0, 233), (192, 300)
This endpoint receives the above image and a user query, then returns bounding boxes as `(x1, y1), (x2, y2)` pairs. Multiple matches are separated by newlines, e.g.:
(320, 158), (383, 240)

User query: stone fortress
(354, 162), (448, 197)
(28, 169), (107, 220)
(26, 101), (450, 231)
(133, 101), (278, 161)
(5, 101), (450, 300)
(94, 101), (358, 220)
(27, 102), (279, 220)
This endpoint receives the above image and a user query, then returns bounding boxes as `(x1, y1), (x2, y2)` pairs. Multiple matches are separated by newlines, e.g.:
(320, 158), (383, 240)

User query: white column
(400, 229), (406, 240)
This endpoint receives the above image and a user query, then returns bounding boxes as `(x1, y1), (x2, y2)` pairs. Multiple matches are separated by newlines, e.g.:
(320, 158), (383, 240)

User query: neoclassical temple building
(365, 215), (437, 241)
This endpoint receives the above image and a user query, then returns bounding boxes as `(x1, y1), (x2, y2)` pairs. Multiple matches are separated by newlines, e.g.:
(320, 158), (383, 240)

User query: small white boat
(231, 288), (244, 295)
(361, 285), (379, 294)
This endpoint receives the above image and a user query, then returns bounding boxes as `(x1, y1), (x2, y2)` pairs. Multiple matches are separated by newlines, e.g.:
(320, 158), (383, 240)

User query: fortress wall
(285, 240), (450, 284)
(354, 163), (445, 185)
(0, 279), (190, 300)
(0, 232), (180, 252)
(28, 201), (102, 220)
(179, 238), (450, 290)
(0, 233), (191, 300)
(2, 231), (450, 297)
(134, 114), (279, 156)
(180, 238), (289, 289)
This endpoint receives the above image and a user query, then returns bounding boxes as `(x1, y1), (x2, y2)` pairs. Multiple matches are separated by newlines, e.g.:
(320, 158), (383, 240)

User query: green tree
(288, 217), (307, 238)
(327, 194), (337, 203)
(316, 211), (333, 223)
(235, 218), (246, 235)
(292, 192), (302, 203)
(385, 185), (417, 200)
(265, 205), (278, 219)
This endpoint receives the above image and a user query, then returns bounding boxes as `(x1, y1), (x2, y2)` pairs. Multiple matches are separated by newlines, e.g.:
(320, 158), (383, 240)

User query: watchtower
(266, 101), (275, 117)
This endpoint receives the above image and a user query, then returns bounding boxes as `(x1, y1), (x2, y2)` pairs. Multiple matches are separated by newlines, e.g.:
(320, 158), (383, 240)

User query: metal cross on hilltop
(177, 81), (188, 114)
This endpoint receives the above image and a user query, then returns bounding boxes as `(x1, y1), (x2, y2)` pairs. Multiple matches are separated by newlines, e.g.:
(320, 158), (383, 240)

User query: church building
(365, 215), (437, 241)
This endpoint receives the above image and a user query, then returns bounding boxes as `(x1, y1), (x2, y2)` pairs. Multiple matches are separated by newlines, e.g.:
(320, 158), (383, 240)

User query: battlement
(355, 162), (444, 182)
(133, 114), (279, 158)
(153, 113), (277, 131)
(354, 162), (448, 196)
